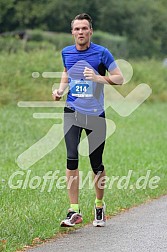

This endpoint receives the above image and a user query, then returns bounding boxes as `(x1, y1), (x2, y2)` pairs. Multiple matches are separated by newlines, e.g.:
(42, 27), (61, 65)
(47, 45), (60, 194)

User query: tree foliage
(0, 0), (166, 57)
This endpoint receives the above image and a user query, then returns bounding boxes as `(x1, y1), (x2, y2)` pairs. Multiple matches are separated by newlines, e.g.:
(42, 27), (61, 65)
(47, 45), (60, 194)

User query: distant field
(0, 102), (167, 251)
(0, 50), (167, 106)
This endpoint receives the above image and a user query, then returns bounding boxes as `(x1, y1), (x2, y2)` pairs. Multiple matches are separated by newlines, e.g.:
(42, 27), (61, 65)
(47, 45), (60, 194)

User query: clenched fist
(83, 67), (98, 82)
(52, 89), (63, 101)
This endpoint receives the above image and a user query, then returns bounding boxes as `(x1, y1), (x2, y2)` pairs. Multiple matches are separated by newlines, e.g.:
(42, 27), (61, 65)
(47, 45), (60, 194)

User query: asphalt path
(27, 195), (167, 252)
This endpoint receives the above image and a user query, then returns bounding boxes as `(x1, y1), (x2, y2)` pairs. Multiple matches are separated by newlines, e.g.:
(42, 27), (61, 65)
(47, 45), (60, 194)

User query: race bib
(70, 79), (93, 97)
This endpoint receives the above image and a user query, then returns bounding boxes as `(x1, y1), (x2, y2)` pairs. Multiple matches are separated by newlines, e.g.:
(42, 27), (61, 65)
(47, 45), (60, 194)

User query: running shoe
(93, 203), (106, 227)
(60, 208), (83, 227)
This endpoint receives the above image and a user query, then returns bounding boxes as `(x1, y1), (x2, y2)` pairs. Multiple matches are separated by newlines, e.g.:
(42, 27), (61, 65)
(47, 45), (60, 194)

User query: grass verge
(0, 102), (166, 251)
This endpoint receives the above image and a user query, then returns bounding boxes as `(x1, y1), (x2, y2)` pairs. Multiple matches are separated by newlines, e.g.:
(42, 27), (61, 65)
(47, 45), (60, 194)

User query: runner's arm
(52, 68), (69, 101)
(83, 67), (124, 85)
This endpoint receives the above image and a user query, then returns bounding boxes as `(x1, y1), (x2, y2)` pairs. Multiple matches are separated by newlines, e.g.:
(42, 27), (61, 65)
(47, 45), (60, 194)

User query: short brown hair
(71, 13), (93, 29)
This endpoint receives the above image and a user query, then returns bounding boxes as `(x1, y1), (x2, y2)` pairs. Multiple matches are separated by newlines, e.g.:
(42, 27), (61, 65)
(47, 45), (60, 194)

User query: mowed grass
(0, 102), (167, 252)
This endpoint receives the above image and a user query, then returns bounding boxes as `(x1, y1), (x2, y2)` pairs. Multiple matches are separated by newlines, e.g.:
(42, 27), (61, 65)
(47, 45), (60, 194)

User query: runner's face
(72, 19), (93, 49)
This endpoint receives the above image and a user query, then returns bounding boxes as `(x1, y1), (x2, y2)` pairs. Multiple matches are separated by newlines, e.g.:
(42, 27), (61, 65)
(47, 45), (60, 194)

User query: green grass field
(0, 50), (167, 251)
(0, 102), (167, 252)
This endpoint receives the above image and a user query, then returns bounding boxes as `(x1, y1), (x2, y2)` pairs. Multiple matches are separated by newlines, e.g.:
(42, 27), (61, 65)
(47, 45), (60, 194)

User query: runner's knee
(67, 159), (78, 170)
(92, 163), (104, 175)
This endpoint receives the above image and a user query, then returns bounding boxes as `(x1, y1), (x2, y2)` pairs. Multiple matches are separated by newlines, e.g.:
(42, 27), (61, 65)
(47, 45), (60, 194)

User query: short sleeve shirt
(62, 42), (116, 115)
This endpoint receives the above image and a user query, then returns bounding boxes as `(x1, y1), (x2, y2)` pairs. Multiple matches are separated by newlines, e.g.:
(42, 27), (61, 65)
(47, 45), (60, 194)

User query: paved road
(27, 195), (167, 252)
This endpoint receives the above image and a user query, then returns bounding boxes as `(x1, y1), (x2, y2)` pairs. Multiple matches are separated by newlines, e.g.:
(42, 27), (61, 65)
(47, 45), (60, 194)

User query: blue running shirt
(62, 42), (117, 116)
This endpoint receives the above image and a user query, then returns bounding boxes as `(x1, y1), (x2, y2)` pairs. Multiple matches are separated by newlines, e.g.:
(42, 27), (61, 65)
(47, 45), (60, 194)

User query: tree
(0, 0), (166, 57)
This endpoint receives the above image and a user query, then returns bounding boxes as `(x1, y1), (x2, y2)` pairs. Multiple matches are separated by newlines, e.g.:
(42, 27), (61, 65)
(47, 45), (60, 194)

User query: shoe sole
(93, 221), (106, 227)
(60, 214), (82, 227)
(60, 222), (75, 227)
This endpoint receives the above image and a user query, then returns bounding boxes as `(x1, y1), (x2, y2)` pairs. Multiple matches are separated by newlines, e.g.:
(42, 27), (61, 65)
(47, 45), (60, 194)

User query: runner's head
(71, 13), (93, 30)
(71, 13), (93, 49)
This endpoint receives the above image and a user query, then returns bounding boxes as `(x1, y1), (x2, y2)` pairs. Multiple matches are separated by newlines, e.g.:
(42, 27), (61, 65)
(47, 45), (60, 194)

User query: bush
(0, 36), (23, 53)
(92, 31), (128, 58)
(26, 29), (73, 50)
(0, 29), (128, 57)
(27, 29), (128, 58)
(0, 37), (57, 54)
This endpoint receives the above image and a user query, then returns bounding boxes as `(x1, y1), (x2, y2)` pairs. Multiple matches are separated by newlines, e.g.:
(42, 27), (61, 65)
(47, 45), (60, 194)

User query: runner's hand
(52, 89), (63, 101)
(83, 67), (98, 82)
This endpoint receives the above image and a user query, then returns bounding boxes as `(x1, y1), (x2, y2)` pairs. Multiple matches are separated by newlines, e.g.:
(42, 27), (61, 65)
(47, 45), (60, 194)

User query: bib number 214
(71, 80), (93, 97)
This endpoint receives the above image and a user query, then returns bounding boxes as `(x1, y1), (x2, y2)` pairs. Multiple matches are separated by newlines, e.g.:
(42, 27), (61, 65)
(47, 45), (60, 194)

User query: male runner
(52, 13), (123, 227)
